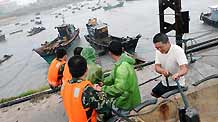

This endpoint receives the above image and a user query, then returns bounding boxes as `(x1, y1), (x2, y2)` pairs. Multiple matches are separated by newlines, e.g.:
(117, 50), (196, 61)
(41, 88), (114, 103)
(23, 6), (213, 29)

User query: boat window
(69, 25), (76, 33)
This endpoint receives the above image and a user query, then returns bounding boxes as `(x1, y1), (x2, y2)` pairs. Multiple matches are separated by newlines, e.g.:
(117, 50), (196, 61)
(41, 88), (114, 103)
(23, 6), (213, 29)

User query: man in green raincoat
(81, 47), (103, 84)
(99, 41), (141, 111)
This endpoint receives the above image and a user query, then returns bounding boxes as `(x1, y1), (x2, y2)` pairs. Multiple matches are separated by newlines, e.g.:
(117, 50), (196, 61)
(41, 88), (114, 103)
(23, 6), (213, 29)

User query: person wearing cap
(81, 47), (103, 84)
(96, 41), (141, 112)
(61, 56), (111, 122)
(151, 33), (188, 98)
(47, 48), (67, 90)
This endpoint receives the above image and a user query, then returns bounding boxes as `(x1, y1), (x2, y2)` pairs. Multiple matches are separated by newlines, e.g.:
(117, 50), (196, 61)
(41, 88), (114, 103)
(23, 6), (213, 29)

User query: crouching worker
(99, 41), (141, 115)
(61, 55), (111, 122)
(47, 48), (67, 91)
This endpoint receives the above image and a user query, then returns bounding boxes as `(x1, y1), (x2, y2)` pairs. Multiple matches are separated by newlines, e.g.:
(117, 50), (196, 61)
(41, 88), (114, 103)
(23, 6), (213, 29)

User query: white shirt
(155, 44), (188, 86)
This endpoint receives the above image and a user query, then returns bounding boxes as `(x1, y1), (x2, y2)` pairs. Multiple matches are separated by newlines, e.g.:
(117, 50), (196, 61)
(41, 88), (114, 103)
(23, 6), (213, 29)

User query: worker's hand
(172, 73), (180, 81)
(94, 84), (102, 91)
(161, 69), (170, 77)
(98, 82), (104, 87)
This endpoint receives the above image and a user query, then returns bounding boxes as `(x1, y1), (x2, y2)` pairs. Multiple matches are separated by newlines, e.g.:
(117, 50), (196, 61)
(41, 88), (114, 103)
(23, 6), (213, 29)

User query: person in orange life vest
(62, 47), (84, 84)
(61, 55), (111, 122)
(47, 48), (67, 90)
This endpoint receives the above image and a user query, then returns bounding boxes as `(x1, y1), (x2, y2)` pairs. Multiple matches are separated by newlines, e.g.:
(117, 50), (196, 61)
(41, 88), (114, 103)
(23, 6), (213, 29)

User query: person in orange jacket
(61, 55), (111, 122)
(47, 48), (67, 90)
(62, 47), (83, 84)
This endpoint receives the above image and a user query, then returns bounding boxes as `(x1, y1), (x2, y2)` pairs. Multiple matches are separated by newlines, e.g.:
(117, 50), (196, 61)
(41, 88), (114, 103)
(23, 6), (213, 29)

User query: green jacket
(102, 53), (141, 110)
(81, 47), (103, 84)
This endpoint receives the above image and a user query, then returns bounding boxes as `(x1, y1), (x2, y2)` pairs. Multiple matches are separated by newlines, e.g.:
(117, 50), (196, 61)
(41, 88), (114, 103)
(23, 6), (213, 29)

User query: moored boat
(84, 18), (141, 56)
(0, 54), (13, 64)
(200, 5), (218, 28)
(33, 24), (80, 64)
(0, 30), (5, 41)
(9, 29), (23, 35)
(27, 27), (46, 36)
(102, 0), (124, 11)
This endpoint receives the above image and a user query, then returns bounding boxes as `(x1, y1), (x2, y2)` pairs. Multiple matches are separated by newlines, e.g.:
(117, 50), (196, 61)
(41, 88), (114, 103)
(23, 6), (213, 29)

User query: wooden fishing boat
(33, 24), (79, 64)
(9, 29), (23, 35)
(91, 5), (102, 11)
(0, 30), (5, 41)
(84, 18), (141, 56)
(200, 5), (218, 28)
(0, 54), (13, 64)
(27, 27), (46, 37)
(102, 1), (124, 11)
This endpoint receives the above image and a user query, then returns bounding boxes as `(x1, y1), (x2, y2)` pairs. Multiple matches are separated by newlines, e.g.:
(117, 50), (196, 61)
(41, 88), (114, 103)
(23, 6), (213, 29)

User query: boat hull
(103, 1), (124, 11)
(0, 34), (5, 41)
(33, 28), (80, 64)
(84, 34), (141, 56)
(200, 13), (218, 28)
(27, 27), (46, 36)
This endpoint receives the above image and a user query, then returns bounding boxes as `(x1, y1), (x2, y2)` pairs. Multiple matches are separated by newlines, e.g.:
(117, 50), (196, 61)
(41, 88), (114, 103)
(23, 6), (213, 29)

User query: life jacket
(61, 80), (97, 122)
(47, 58), (66, 87)
(62, 64), (72, 84)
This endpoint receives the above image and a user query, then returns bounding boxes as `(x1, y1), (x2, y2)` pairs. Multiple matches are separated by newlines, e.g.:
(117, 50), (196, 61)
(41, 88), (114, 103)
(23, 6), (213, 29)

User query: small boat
(0, 54), (13, 64)
(9, 29), (23, 35)
(35, 20), (42, 25)
(200, 5), (218, 28)
(14, 22), (20, 26)
(84, 18), (141, 56)
(102, 0), (124, 11)
(91, 5), (102, 11)
(20, 23), (29, 26)
(27, 27), (46, 36)
(33, 24), (80, 64)
(35, 15), (42, 25)
(0, 30), (6, 41)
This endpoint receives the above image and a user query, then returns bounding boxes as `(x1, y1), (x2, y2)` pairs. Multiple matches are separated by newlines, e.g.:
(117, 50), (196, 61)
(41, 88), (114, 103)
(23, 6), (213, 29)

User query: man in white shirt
(151, 33), (188, 98)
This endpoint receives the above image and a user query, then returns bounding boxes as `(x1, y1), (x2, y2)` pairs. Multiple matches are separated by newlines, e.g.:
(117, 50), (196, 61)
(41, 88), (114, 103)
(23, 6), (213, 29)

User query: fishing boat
(27, 26), (46, 36)
(9, 29), (23, 35)
(33, 24), (80, 64)
(0, 54), (13, 64)
(91, 5), (102, 11)
(200, 5), (218, 28)
(35, 14), (42, 25)
(84, 18), (141, 56)
(0, 30), (5, 41)
(102, 0), (124, 11)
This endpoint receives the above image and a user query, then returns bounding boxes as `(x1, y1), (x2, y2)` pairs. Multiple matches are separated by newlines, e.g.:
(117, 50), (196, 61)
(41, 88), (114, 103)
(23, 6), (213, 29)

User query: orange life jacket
(62, 64), (72, 84)
(61, 80), (97, 122)
(47, 58), (66, 87)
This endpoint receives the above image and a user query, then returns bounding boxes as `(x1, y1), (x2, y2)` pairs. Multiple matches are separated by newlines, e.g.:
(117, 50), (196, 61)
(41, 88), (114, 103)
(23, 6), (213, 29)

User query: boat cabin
(56, 24), (76, 40)
(86, 18), (108, 39)
(209, 5), (218, 21)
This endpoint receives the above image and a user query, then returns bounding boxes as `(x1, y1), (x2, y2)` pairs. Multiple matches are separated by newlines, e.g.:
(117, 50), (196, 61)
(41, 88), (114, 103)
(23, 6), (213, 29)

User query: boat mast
(158, 0), (189, 47)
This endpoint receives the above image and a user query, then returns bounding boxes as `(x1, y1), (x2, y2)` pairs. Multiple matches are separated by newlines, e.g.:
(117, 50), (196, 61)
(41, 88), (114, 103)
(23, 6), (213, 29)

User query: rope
(0, 52), (34, 88)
